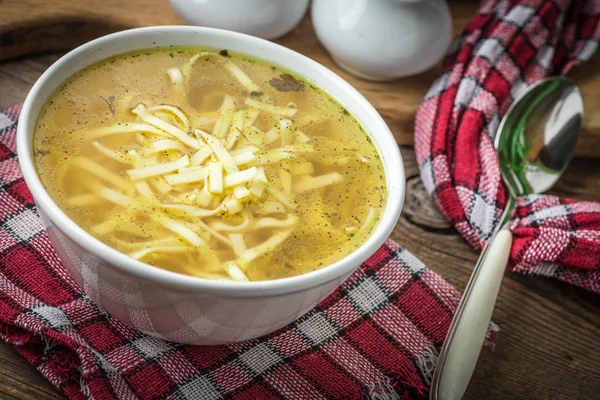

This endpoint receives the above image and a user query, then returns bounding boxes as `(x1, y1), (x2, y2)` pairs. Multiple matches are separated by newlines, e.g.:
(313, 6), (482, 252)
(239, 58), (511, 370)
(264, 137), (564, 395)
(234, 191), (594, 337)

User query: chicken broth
(33, 48), (386, 281)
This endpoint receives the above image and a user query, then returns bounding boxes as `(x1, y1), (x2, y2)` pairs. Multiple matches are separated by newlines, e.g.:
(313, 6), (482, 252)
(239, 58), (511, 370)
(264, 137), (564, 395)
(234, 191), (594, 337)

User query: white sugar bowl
(311, 0), (453, 81)
(169, 0), (310, 40)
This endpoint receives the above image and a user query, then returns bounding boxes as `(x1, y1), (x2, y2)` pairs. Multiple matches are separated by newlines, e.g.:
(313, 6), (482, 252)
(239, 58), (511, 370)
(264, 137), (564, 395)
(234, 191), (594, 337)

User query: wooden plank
(0, 342), (64, 399)
(0, 0), (184, 60)
(1, 1), (599, 157)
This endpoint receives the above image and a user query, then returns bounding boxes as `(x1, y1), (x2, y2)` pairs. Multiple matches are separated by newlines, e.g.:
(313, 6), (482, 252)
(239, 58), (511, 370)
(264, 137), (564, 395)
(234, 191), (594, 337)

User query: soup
(33, 48), (386, 281)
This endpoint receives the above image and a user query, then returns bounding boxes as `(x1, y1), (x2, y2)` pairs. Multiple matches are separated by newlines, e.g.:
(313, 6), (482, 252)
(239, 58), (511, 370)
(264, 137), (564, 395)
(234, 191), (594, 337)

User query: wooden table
(1, 3), (600, 400)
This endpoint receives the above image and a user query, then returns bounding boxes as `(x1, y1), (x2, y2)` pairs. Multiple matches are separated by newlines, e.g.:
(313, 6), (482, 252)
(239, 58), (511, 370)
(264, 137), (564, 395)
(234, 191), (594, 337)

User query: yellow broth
(33, 47), (386, 281)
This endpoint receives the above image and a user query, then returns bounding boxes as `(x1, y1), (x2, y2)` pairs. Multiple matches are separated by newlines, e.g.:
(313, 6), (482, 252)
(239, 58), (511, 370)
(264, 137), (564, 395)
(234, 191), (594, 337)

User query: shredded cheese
(233, 185), (251, 200)
(345, 226), (358, 235)
(224, 167), (257, 188)
(197, 186), (216, 207)
(208, 162), (224, 194)
(249, 180), (266, 198)
(147, 105), (189, 130)
(190, 146), (213, 166)
(245, 98), (297, 117)
(166, 67), (183, 85)
(196, 129), (238, 174)
(165, 167), (207, 185)
(132, 103), (200, 149)
(224, 198), (242, 215)
(232, 151), (256, 166)
(62, 50), (382, 283)
(178, 165), (205, 174)
(142, 139), (187, 156)
(127, 155), (190, 180)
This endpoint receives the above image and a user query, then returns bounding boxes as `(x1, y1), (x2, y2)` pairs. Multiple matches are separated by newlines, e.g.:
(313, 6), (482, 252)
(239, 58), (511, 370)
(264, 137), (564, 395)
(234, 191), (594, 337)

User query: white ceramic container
(17, 26), (405, 345)
(311, 0), (453, 81)
(169, 0), (309, 40)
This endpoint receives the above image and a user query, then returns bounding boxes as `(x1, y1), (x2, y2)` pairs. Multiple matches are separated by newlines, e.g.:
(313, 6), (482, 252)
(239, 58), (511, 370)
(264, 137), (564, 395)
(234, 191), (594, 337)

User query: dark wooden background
(0, 1), (599, 399)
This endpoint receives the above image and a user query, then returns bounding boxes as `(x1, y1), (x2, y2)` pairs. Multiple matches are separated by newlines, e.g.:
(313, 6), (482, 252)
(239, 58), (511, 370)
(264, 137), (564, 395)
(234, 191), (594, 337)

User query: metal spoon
(429, 77), (584, 400)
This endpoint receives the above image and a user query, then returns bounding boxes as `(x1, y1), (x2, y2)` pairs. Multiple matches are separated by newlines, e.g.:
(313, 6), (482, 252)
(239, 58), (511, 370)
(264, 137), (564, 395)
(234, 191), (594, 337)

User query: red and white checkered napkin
(416, 0), (600, 293)
(0, 105), (463, 399)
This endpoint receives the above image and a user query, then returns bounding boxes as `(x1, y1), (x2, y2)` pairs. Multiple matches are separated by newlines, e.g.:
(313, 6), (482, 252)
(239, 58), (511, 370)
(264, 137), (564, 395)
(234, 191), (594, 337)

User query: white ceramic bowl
(17, 26), (405, 345)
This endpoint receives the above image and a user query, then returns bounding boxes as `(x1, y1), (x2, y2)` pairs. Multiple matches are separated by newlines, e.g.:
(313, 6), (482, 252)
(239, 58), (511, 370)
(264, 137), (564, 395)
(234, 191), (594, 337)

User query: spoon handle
(429, 229), (513, 400)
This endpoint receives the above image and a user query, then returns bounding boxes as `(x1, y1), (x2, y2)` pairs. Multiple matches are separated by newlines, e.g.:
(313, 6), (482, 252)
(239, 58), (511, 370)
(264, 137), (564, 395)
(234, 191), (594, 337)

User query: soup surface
(34, 47), (386, 281)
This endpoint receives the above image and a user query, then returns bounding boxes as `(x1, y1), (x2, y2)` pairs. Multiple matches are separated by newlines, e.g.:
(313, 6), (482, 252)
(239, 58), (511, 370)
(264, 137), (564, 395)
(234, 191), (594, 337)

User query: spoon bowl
(496, 77), (584, 197)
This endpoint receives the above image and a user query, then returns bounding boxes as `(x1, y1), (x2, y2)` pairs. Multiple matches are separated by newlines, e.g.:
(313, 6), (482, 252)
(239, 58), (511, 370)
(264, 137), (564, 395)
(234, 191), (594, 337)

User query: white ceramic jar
(169, 0), (310, 40)
(311, 0), (453, 81)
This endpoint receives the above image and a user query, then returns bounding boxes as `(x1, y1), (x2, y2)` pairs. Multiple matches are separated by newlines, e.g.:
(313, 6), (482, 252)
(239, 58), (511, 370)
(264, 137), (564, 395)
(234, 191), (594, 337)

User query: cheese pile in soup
(33, 48), (387, 281)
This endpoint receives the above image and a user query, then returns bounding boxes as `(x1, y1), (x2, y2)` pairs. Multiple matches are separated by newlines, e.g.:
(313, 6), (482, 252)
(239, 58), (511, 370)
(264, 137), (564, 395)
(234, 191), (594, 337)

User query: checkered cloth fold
(0, 106), (465, 399)
(415, 0), (600, 293)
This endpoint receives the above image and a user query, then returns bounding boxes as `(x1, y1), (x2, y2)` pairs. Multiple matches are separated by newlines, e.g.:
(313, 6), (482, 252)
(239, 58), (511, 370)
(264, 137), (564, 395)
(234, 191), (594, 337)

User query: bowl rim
(17, 25), (405, 297)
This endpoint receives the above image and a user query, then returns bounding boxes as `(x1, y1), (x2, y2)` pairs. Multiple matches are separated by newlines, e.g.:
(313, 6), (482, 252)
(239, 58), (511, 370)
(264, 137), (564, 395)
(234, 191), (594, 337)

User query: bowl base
(330, 55), (403, 82)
